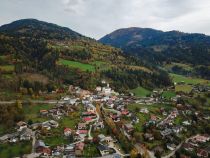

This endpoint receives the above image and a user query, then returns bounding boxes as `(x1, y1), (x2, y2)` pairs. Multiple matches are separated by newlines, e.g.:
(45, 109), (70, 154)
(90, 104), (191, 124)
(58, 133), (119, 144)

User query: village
(0, 81), (209, 158)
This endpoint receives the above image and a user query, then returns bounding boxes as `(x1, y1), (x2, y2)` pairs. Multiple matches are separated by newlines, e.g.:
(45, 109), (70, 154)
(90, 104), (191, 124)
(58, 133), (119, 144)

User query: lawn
(58, 59), (95, 72)
(162, 91), (176, 100)
(170, 73), (210, 85)
(0, 142), (32, 158)
(175, 85), (193, 93)
(44, 135), (68, 146)
(130, 87), (151, 97)
(23, 104), (55, 123)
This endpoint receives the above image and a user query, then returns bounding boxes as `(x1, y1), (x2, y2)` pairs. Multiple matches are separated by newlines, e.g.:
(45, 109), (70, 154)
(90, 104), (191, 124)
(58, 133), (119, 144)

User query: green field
(170, 73), (210, 85)
(0, 65), (14, 72)
(162, 91), (176, 100)
(130, 87), (151, 97)
(175, 85), (193, 93)
(23, 104), (54, 123)
(58, 59), (95, 72)
(0, 142), (32, 158)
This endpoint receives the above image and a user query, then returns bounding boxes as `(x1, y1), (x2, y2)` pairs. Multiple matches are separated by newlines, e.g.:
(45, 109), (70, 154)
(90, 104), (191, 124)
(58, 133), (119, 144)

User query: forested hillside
(0, 19), (171, 98)
(100, 27), (210, 79)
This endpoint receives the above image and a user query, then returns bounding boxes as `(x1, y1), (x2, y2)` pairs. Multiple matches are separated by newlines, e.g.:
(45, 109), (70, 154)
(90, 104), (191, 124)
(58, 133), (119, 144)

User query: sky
(1, 0), (210, 39)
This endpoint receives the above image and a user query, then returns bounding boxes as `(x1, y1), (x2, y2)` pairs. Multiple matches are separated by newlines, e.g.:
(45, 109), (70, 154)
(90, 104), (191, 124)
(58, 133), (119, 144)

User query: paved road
(31, 131), (36, 153)
(162, 137), (191, 158)
(0, 100), (65, 105)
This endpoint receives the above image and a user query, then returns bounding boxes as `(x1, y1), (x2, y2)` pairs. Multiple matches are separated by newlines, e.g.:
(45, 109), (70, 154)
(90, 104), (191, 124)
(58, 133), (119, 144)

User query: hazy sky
(1, 0), (210, 39)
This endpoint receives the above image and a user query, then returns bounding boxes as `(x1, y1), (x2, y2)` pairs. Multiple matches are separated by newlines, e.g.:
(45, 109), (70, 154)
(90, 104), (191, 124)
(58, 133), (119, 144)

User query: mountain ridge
(99, 27), (210, 66)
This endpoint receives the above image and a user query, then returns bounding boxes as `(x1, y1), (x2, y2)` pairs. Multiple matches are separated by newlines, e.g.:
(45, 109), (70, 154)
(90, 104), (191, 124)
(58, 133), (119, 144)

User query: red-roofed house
(83, 117), (92, 123)
(64, 128), (72, 136)
(197, 149), (208, 158)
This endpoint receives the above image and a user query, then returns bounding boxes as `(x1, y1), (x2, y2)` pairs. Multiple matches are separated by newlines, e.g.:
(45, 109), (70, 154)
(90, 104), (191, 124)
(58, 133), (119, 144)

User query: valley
(0, 19), (209, 158)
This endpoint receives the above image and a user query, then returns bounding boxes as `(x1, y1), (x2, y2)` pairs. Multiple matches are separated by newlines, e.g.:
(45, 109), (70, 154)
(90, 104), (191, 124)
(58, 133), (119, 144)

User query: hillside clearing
(58, 59), (95, 72)
(170, 73), (210, 85)
(130, 87), (151, 97)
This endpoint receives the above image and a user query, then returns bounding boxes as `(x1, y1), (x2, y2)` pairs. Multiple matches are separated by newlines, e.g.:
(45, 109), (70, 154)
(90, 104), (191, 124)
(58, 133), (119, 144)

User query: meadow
(130, 86), (151, 97)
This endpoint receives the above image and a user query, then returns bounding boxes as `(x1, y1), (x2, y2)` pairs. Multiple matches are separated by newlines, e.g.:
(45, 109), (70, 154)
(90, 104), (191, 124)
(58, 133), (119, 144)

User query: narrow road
(0, 100), (65, 105)
(88, 125), (93, 140)
(162, 137), (191, 158)
(31, 131), (36, 153)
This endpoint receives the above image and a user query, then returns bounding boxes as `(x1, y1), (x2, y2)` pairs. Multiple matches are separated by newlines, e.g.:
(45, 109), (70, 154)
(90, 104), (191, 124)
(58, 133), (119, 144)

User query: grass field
(0, 65), (14, 72)
(175, 85), (193, 93)
(23, 104), (54, 123)
(130, 87), (151, 97)
(58, 59), (95, 72)
(0, 142), (32, 158)
(162, 91), (176, 100)
(170, 73), (210, 85)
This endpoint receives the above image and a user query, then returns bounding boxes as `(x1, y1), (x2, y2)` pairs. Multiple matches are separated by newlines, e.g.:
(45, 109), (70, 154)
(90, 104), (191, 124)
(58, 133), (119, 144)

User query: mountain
(0, 19), (171, 96)
(99, 27), (210, 66)
(0, 19), (83, 40)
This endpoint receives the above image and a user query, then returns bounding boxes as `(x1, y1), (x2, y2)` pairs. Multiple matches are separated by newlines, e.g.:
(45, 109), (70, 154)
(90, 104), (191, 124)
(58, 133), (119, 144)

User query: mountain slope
(99, 27), (210, 66)
(0, 19), (83, 40)
(0, 19), (171, 95)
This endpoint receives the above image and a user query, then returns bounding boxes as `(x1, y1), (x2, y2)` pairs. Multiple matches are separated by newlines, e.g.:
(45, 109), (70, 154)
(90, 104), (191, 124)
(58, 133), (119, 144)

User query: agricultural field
(57, 58), (95, 72)
(175, 85), (193, 93)
(161, 91), (176, 100)
(130, 87), (151, 97)
(0, 65), (14, 73)
(170, 73), (210, 85)
(23, 104), (55, 123)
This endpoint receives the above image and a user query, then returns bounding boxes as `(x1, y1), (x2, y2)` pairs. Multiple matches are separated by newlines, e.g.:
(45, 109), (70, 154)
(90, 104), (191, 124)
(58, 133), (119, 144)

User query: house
(94, 121), (104, 129)
(16, 121), (27, 131)
(20, 128), (33, 141)
(0, 132), (19, 143)
(40, 110), (48, 116)
(35, 140), (51, 156)
(103, 136), (115, 143)
(161, 128), (172, 137)
(83, 117), (92, 123)
(48, 120), (59, 128)
(182, 120), (191, 126)
(172, 126), (183, 133)
(197, 149), (209, 158)
(97, 144), (110, 156)
(96, 86), (102, 92)
(182, 143), (194, 151)
(124, 123), (134, 134)
(77, 130), (88, 138)
(78, 123), (87, 130)
(75, 142), (85, 157)
(31, 123), (42, 130)
(64, 128), (72, 137)
(110, 114), (120, 122)
(98, 134), (106, 141)
(150, 115), (157, 121)
(64, 145), (75, 156)
(140, 108), (149, 114)
(102, 85), (112, 95)
(144, 133), (154, 141)
(192, 134), (210, 143)
(121, 109), (129, 115)
(167, 143), (176, 151)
